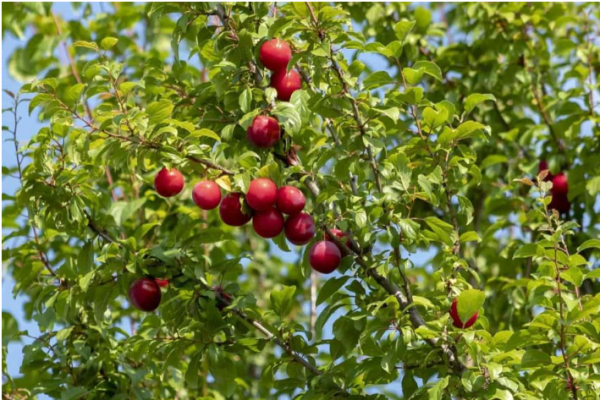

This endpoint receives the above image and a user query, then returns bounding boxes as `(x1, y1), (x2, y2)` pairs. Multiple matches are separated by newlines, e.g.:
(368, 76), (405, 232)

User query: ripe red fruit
(259, 38), (292, 71)
(549, 193), (571, 214)
(309, 241), (342, 274)
(270, 69), (302, 101)
(192, 180), (221, 210)
(551, 173), (568, 196)
(449, 298), (478, 329)
(155, 278), (169, 288)
(247, 115), (281, 148)
(246, 178), (278, 211)
(276, 186), (306, 215)
(154, 167), (184, 197)
(219, 193), (252, 226)
(325, 229), (351, 252)
(253, 208), (285, 238)
(129, 278), (162, 312)
(538, 160), (553, 181)
(284, 212), (315, 245)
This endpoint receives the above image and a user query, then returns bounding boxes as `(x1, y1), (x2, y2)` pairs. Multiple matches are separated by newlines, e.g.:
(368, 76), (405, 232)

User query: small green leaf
(464, 93), (496, 114)
(514, 244), (543, 259)
(73, 41), (99, 52)
(270, 285), (296, 318)
(457, 289), (485, 325)
(394, 20), (416, 42)
(100, 37), (119, 50)
(363, 71), (394, 89)
(239, 88), (252, 113)
(578, 239), (600, 252)
(413, 60), (442, 82)
(521, 349), (551, 368)
(147, 99), (174, 125)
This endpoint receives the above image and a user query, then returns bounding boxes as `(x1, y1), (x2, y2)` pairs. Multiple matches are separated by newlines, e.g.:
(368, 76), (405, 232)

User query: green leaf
(424, 217), (454, 246)
(317, 276), (350, 306)
(586, 176), (600, 196)
(395, 87), (423, 104)
(147, 100), (174, 125)
(394, 20), (416, 42)
(414, 6), (431, 31)
(578, 239), (600, 252)
(100, 37), (119, 50)
(363, 71), (394, 89)
(422, 107), (448, 131)
(190, 128), (221, 142)
(413, 60), (442, 82)
(464, 93), (496, 114)
(459, 231), (480, 243)
(428, 376), (449, 400)
(481, 154), (508, 169)
(73, 41), (99, 52)
(457, 289), (485, 325)
(514, 244), (544, 259)
(270, 285), (296, 318)
(402, 67), (424, 85)
(521, 349), (551, 368)
(239, 88), (252, 113)
(456, 121), (487, 140)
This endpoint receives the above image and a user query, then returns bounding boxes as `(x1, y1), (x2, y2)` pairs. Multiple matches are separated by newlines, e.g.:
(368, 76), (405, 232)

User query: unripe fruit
(246, 178), (278, 211)
(192, 180), (222, 210)
(155, 278), (169, 288)
(325, 229), (351, 252)
(154, 167), (184, 197)
(270, 69), (302, 101)
(259, 38), (292, 71)
(129, 278), (161, 312)
(219, 193), (252, 226)
(309, 241), (341, 274)
(551, 173), (568, 196)
(247, 115), (281, 148)
(449, 298), (478, 329)
(284, 212), (315, 245)
(276, 186), (306, 215)
(253, 208), (285, 238)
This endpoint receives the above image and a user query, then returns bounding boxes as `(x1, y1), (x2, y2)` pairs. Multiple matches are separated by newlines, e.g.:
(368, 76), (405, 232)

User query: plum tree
(3, 2), (600, 400)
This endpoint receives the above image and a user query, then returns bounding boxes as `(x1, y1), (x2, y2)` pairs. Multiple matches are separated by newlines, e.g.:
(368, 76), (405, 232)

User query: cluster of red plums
(260, 38), (302, 102)
(245, 38), (303, 150)
(128, 167), (351, 312)
(129, 37), (481, 327)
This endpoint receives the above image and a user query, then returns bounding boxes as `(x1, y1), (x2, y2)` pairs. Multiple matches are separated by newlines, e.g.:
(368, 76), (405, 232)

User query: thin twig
(10, 95), (57, 279)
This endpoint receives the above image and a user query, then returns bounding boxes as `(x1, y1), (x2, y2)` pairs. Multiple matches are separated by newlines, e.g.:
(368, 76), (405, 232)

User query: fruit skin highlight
(154, 168), (184, 197)
(253, 208), (285, 238)
(129, 278), (162, 312)
(192, 180), (222, 210)
(276, 186), (306, 215)
(270, 69), (302, 101)
(246, 178), (278, 211)
(259, 38), (292, 71)
(309, 241), (342, 274)
(284, 212), (316, 245)
(247, 115), (281, 148)
(219, 193), (252, 226)
(449, 298), (478, 329)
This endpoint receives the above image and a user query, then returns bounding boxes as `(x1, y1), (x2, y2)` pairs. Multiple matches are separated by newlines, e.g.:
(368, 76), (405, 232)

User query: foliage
(2, 2), (600, 399)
